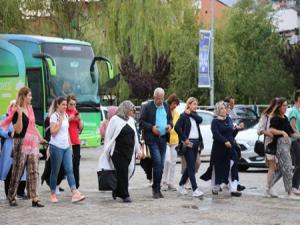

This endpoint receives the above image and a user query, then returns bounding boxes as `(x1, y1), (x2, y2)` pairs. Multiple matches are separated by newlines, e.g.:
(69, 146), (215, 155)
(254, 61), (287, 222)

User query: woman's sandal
(9, 199), (18, 207)
(32, 200), (45, 208)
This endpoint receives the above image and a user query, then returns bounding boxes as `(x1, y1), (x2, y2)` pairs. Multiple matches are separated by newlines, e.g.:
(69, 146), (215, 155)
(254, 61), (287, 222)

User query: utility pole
(210, 0), (215, 106)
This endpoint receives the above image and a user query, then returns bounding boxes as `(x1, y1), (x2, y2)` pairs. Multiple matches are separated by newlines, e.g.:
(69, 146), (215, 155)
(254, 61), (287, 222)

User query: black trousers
(5, 166), (26, 197)
(72, 144), (81, 189)
(111, 152), (131, 199)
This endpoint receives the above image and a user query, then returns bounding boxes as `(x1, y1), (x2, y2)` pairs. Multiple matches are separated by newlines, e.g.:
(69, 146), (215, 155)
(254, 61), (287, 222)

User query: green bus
(0, 34), (113, 148)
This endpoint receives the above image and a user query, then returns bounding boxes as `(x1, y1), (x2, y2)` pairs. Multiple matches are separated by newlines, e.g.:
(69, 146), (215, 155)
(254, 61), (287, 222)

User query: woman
(6, 87), (45, 207)
(162, 94), (180, 191)
(0, 100), (26, 198)
(66, 95), (83, 188)
(98, 100), (140, 203)
(100, 106), (118, 143)
(268, 97), (300, 197)
(49, 97), (85, 203)
(201, 101), (243, 197)
(175, 97), (204, 197)
(257, 98), (279, 197)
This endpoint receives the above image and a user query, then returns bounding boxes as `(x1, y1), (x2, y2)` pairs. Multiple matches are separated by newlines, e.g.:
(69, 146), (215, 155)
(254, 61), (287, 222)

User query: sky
(220, 0), (238, 7)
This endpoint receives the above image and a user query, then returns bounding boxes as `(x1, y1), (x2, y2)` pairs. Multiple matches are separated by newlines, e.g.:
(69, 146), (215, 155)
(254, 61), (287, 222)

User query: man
(224, 96), (246, 192)
(139, 87), (173, 199)
(288, 91), (300, 194)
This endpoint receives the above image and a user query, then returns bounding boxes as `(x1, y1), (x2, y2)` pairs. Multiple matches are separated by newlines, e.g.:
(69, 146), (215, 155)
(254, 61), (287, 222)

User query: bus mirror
(105, 61), (114, 79)
(90, 56), (114, 83)
(46, 58), (57, 76)
(33, 53), (57, 76)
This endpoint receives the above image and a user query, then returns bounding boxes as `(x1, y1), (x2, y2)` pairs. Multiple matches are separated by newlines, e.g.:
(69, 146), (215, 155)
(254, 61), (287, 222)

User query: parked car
(196, 110), (265, 171)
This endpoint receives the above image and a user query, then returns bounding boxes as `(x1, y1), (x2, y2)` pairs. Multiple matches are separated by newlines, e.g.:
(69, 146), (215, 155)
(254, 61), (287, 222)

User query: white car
(196, 110), (265, 171)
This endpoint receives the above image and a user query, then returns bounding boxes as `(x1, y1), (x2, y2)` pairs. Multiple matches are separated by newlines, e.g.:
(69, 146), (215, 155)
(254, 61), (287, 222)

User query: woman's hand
(263, 130), (273, 138)
(69, 114), (75, 121)
(225, 141), (232, 149)
(40, 138), (47, 144)
(46, 146), (50, 160)
(281, 131), (289, 140)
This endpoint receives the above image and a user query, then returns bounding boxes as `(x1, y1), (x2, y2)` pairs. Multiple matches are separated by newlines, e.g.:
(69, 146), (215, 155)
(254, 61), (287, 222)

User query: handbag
(140, 143), (151, 159)
(175, 142), (187, 156)
(97, 169), (117, 191)
(254, 139), (265, 157)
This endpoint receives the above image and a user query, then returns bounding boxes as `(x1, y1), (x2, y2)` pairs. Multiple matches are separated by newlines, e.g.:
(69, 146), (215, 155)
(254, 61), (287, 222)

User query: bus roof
(0, 34), (91, 46)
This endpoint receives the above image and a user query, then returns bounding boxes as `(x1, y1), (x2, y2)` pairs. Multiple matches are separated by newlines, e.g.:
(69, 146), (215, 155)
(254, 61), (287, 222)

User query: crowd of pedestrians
(1, 86), (300, 207)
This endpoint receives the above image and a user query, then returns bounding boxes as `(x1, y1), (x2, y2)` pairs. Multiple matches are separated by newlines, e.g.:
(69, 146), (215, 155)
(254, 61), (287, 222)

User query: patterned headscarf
(116, 100), (135, 121)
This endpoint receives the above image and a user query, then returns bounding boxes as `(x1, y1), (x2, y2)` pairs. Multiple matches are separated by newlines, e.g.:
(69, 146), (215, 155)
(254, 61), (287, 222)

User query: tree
(214, 0), (293, 104)
(0, 0), (25, 33)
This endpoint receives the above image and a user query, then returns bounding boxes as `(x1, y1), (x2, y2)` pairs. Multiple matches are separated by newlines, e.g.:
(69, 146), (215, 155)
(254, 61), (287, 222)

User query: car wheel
(238, 158), (249, 172)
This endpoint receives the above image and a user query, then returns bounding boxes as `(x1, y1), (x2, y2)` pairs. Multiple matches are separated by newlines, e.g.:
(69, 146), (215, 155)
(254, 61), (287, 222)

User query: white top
(188, 117), (199, 139)
(97, 115), (140, 178)
(49, 112), (70, 149)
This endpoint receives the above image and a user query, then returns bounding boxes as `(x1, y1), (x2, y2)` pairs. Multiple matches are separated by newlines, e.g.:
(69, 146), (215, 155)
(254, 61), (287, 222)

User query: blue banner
(198, 30), (211, 88)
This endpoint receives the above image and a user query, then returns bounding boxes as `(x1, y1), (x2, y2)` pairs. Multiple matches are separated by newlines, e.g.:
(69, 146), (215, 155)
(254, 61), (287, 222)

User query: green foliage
(214, 0), (293, 104)
(0, 0), (24, 33)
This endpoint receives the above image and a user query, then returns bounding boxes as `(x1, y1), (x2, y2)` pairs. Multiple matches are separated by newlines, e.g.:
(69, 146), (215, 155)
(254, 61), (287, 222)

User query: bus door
(26, 68), (45, 126)
(0, 40), (26, 115)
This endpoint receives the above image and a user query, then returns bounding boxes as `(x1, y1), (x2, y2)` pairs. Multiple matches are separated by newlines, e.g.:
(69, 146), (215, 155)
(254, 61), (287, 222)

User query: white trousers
(162, 144), (177, 186)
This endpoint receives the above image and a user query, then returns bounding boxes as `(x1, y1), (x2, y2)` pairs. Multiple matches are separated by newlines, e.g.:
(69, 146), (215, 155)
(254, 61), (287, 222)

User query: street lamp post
(210, 0), (215, 106)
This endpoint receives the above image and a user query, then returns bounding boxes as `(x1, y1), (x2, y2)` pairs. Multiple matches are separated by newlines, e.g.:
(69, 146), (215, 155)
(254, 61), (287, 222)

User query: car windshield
(197, 111), (214, 125)
(233, 107), (258, 119)
(43, 43), (100, 105)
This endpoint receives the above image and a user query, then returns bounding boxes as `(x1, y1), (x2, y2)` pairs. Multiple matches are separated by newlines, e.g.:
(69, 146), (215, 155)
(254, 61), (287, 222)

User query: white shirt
(188, 117), (199, 139)
(49, 112), (70, 149)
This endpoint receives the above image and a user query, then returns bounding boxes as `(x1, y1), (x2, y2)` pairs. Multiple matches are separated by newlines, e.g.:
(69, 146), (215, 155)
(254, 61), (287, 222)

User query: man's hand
(152, 126), (160, 136)
(225, 141), (232, 149)
(166, 125), (172, 133)
(236, 122), (244, 130)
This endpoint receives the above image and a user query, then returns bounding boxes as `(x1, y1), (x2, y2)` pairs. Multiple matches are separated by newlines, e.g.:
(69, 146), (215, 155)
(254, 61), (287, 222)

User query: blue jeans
(49, 144), (76, 193)
(179, 139), (199, 191)
(148, 136), (167, 192)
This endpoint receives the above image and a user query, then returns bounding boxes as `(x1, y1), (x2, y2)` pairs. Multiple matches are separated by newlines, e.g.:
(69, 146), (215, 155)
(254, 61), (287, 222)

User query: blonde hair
(16, 87), (31, 107)
(185, 97), (198, 110)
(214, 101), (226, 116)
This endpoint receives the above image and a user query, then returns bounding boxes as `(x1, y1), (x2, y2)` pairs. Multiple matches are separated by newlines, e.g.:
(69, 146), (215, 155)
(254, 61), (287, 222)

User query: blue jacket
(139, 101), (173, 145)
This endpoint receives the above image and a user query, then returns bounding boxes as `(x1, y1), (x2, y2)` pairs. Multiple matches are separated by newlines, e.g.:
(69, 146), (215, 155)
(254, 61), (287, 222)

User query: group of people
(0, 87), (85, 207)
(98, 88), (246, 203)
(2, 86), (300, 207)
(258, 92), (300, 198)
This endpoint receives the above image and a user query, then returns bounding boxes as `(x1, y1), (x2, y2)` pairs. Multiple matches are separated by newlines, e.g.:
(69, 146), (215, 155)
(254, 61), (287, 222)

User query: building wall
(197, 0), (229, 28)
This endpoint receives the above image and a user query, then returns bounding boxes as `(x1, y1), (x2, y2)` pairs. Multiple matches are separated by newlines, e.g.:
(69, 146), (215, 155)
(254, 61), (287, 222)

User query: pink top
(21, 106), (39, 155)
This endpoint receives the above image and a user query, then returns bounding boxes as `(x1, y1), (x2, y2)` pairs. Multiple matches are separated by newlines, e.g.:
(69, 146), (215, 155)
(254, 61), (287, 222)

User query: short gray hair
(153, 87), (165, 97)
(116, 100), (135, 121)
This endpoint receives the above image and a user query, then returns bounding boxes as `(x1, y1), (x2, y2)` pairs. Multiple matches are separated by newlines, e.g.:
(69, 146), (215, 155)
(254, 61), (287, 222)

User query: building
(196, 0), (235, 27)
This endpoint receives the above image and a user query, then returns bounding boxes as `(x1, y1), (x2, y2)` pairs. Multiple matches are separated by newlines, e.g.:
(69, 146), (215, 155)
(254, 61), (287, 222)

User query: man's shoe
(152, 190), (160, 199)
(231, 192), (242, 197)
(192, 188), (204, 198)
(237, 184), (246, 192)
(123, 197), (132, 203)
(159, 191), (164, 198)
(177, 185), (188, 195)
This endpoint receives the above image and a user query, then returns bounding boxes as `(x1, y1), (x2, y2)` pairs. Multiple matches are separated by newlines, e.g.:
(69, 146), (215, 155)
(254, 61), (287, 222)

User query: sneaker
(269, 188), (279, 198)
(72, 191), (85, 203)
(192, 188), (204, 197)
(161, 183), (169, 191)
(177, 185), (188, 195)
(50, 193), (58, 203)
(292, 188), (300, 195)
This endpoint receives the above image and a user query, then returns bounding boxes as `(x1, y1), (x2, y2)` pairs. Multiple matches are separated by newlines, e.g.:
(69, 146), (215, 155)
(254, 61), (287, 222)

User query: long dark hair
(262, 98), (279, 116)
(270, 97), (287, 117)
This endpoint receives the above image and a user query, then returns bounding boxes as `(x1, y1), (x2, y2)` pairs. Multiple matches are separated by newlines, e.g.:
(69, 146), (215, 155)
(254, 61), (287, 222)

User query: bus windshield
(42, 43), (100, 106)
